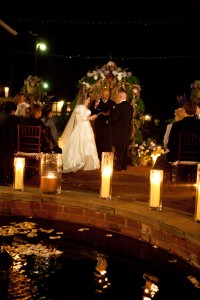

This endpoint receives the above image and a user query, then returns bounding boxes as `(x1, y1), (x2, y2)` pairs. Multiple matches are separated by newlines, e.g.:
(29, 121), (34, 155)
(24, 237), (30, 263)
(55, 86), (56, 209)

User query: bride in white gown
(59, 93), (100, 173)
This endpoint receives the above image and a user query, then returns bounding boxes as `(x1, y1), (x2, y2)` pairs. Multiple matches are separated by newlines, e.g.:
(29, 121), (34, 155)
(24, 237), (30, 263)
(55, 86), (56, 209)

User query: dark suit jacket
(167, 116), (200, 161)
(109, 101), (133, 149)
(0, 112), (19, 157)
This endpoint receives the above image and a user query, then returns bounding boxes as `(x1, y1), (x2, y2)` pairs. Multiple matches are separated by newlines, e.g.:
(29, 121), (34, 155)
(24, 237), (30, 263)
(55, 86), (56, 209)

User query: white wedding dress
(60, 104), (100, 173)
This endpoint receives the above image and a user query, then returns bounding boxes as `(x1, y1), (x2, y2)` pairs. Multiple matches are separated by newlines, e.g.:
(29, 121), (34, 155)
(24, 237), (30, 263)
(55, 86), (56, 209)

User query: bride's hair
(78, 92), (90, 104)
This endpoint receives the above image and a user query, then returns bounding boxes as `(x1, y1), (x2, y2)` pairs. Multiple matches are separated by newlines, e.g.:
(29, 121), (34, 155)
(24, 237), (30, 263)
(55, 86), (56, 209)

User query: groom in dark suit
(109, 91), (133, 171)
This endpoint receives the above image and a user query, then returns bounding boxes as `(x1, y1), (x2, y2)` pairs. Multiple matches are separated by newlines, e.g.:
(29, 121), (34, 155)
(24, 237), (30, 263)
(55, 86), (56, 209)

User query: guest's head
(14, 92), (29, 105)
(174, 107), (186, 121)
(196, 101), (200, 115)
(4, 101), (17, 115)
(183, 101), (197, 116)
(25, 103), (42, 118)
(41, 104), (53, 119)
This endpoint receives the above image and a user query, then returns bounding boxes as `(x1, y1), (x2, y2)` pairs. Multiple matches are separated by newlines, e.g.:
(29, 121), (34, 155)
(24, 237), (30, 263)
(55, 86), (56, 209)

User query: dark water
(0, 215), (200, 300)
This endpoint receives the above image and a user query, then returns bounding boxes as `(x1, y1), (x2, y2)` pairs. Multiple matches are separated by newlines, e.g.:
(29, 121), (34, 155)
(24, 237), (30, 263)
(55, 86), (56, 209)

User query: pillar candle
(4, 87), (9, 98)
(194, 164), (200, 222)
(149, 170), (163, 209)
(40, 173), (58, 194)
(100, 166), (112, 198)
(14, 158), (25, 190)
(195, 186), (200, 221)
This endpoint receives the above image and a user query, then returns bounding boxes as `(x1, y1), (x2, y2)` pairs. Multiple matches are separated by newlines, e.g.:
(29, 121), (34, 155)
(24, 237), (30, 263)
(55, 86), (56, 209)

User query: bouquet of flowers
(129, 138), (164, 166)
(24, 75), (43, 94)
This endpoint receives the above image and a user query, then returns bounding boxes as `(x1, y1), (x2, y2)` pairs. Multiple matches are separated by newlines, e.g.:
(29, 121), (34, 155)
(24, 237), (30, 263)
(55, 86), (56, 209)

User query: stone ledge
(0, 186), (200, 270)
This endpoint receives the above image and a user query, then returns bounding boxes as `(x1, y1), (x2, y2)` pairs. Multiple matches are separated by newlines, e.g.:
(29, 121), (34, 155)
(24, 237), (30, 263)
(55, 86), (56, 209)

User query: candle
(194, 164), (200, 222)
(195, 186), (200, 221)
(14, 158), (25, 190)
(149, 170), (163, 210)
(40, 173), (58, 194)
(100, 166), (112, 198)
(4, 87), (9, 98)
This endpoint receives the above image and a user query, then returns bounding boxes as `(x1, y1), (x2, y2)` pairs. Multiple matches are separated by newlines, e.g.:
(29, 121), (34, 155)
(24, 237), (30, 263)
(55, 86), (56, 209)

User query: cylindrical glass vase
(100, 152), (114, 200)
(40, 153), (59, 194)
(56, 153), (63, 194)
(149, 169), (163, 210)
(13, 157), (25, 191)
(194, 164), (200, 222)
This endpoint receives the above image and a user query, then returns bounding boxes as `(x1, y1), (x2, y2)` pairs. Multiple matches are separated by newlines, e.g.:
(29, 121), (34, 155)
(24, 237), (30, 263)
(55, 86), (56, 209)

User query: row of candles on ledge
(13, 152), (200, 222)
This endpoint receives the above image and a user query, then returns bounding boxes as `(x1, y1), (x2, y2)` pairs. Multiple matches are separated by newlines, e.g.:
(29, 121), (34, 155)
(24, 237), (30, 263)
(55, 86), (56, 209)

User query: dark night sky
(1, 1), (200, 122)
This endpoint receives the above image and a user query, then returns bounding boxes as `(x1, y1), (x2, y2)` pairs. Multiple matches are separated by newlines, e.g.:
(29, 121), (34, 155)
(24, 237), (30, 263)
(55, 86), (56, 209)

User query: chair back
(17, 125), (42, 153)
(178, 131), (200, 162)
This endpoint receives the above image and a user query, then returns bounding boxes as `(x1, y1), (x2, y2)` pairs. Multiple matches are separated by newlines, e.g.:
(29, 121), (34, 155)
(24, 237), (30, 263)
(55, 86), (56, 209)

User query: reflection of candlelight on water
(14, 157), (25, 190)
(142, 273), (159, 299)
(40, 172), (58, 194)
(149, 170), (163, 210)
(94, 253), (111, 295)
(4, 86), (9, 98)
(194, 164), (200, 222)
(101, 166), (112, 199)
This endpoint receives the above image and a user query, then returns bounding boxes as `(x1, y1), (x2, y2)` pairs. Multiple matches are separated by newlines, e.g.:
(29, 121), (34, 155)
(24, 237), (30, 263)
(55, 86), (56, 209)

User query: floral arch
(77, 61), (145, 145)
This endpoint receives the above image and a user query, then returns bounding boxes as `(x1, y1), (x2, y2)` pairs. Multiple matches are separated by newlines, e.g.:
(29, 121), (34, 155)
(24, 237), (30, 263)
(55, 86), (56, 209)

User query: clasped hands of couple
(89, 112), (101, 121)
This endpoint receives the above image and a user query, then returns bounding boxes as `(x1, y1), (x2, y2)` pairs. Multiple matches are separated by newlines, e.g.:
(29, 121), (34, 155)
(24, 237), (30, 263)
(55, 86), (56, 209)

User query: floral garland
(78, 61), (141, 101)
(23, 75), (43, 96)
(190, 80), (200, 103)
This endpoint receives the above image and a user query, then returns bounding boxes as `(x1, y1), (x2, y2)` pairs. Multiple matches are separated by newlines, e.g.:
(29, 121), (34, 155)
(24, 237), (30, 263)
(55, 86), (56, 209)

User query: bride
(59, 93), (100, 173)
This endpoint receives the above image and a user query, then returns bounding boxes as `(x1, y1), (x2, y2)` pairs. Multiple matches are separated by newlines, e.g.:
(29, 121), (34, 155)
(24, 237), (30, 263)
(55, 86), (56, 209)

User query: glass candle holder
(56, 153), (63, 194)
(149, 169), (163, 210)
(13, 157), (25, 191)
(40, 153), (58, 194)
(100, 152), (114, 200)
(194, 164), (200, 222)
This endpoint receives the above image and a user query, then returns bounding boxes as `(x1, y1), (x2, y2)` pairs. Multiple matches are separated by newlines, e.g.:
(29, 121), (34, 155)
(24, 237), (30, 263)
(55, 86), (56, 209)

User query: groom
(109, 91), (133, 171)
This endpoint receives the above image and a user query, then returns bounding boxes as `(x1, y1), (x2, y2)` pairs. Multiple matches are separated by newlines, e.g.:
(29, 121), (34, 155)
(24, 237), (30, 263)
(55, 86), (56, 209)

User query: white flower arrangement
(190, 80), (200, 89)
(24, 75), (43, 89)
(78, 61), (138, 91)
(130, 139), (164, 166)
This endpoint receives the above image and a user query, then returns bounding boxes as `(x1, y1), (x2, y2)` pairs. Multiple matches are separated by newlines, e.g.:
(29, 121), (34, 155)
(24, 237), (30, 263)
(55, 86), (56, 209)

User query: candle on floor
(14, 157), (25, 191)
(40, 172), (58, 194)
(149, 169), (163, 210)
(194, 164), (200, 222)
(101, 166), (112, 198)
(100, 152), (114, 200)
(4, 86), (9, 98)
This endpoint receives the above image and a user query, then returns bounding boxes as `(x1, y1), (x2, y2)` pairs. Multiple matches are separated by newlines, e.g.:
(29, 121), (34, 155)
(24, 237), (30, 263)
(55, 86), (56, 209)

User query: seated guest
(19, 103), (51, 153)
(196, 101), (200, 119)
(163, 107), (187, 152)
(41, 104), (62, 153)
(154, 101), (199, 170)
(14, 92), (30, 117)
(0, 101), (19, 185)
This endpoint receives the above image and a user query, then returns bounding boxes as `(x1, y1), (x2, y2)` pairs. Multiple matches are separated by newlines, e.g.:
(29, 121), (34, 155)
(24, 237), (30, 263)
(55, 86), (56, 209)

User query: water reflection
(94, 253), (111, 294)
(0, 216), (200, 300)
(142, 273), (159, 299)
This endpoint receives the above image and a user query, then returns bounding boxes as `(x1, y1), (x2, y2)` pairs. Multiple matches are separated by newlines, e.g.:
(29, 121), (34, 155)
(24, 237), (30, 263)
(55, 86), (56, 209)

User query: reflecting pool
(0, 215), (200, 300)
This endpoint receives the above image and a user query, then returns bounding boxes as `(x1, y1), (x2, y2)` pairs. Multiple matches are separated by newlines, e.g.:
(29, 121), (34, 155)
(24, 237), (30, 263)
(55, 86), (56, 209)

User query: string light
(1, 48), (200, 61)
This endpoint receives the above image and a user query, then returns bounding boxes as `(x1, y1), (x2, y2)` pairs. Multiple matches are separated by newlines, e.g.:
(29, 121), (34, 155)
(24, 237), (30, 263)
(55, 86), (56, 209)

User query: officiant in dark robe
(109, 91), (133, 171)
(90, 89), (115, 160)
